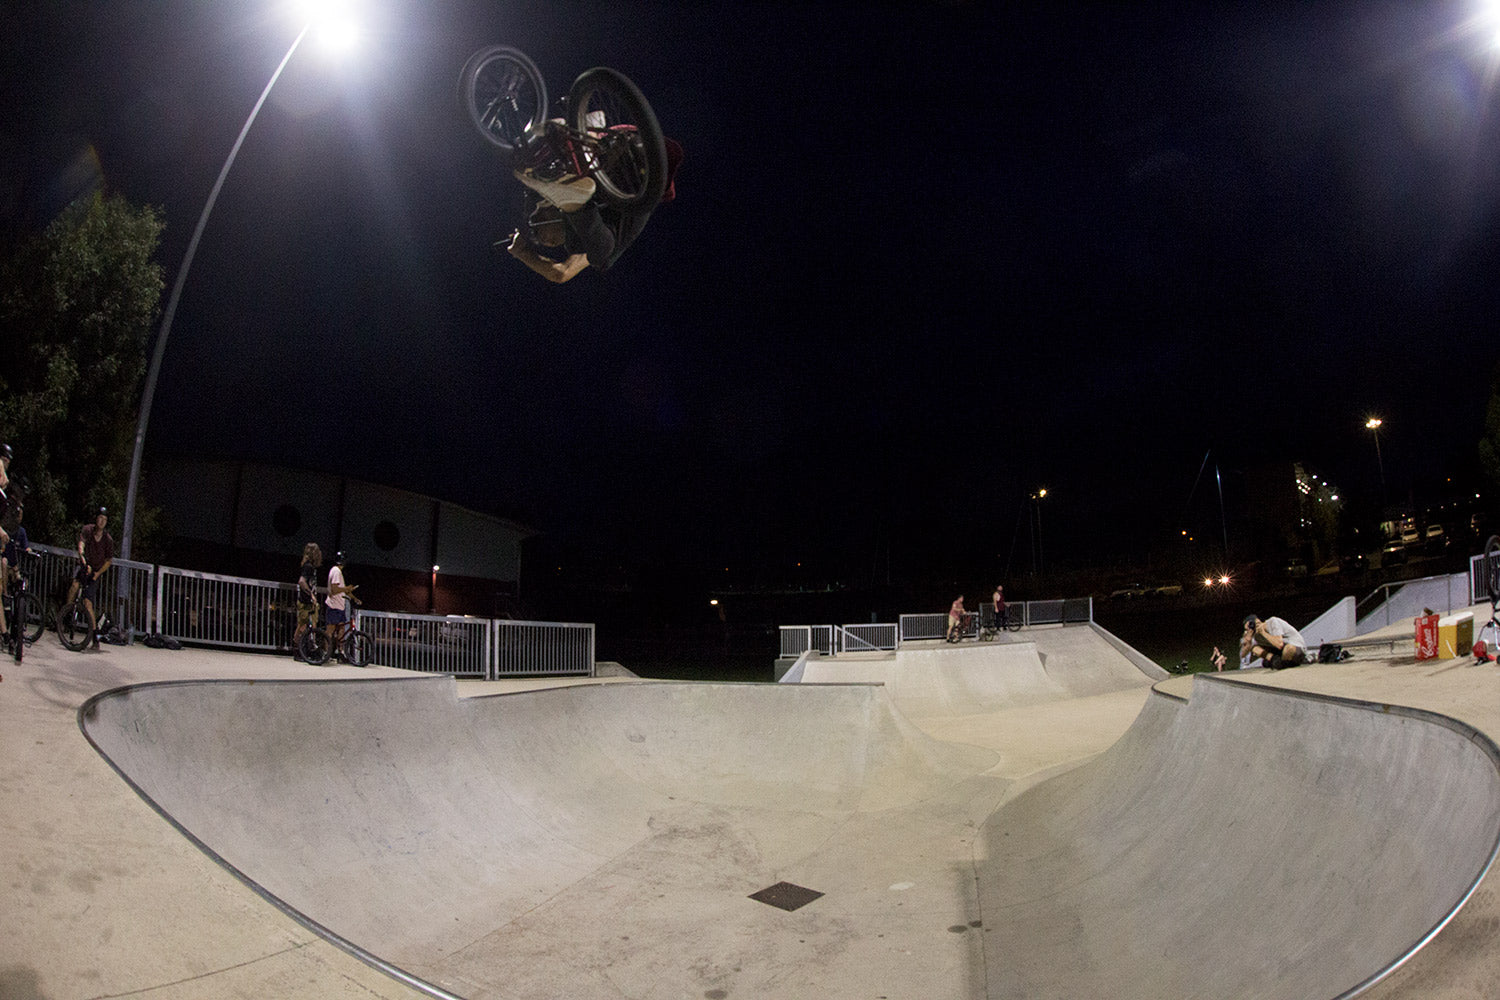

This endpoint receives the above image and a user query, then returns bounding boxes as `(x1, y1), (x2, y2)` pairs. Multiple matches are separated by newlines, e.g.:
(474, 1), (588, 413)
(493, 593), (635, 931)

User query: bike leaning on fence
(298, 601), (374, 667)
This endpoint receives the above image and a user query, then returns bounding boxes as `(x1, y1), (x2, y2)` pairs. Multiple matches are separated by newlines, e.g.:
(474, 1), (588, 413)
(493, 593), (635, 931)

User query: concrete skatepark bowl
(74, 632), (1500, 999)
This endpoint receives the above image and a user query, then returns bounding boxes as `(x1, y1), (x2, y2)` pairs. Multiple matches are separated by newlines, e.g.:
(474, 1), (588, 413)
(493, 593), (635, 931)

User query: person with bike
(323, 551), (359, 659)
(1, 501), (29, 630)
(64, 507), (114, 652)
(947, 595), (968, 643)
(505, 129), (682, 283)
(292, 542), (323, 662)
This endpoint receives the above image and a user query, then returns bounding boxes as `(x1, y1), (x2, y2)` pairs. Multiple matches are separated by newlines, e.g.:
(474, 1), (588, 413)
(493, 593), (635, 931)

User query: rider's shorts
(325, 604), (349, 626)
(297, 601), (317, 627)
(75, 566), (100, 603)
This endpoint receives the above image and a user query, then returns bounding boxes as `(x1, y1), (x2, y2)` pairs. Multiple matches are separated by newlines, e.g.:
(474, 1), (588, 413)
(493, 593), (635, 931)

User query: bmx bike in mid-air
(458, 46), (669, 210)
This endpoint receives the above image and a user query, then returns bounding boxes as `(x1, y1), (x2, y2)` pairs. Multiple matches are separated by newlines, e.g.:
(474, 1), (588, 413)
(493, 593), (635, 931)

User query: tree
(0, 191), (164, 546)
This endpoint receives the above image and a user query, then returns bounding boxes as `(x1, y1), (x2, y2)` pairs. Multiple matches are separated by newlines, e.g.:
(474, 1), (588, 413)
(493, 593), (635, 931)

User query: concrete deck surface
(2, 615), (1497, 998)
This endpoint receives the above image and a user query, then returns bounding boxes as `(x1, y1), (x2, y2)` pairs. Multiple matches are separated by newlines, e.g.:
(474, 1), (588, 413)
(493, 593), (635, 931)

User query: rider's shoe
(513, 168), (596, 213)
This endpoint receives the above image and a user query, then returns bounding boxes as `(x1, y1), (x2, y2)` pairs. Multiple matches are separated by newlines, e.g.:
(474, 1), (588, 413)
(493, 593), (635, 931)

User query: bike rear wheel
(1005, 611), (1023, 632)
(459, 46), (548, 157)
(58, 600), (92, 651)
(567, 67), (667, 208)
(299, 628), (331, 666)
(343, 630), (374, 667)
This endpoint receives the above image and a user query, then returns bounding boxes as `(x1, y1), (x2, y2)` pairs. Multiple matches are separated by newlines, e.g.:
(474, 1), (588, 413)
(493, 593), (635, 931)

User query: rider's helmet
(335, 550), (346, 565)
(0, 442), (11, 464)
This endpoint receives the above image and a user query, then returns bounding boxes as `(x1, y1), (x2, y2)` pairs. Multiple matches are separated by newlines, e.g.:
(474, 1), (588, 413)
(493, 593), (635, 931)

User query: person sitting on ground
(1240, 614), (1307, 669)
(505, 127), (683, 284)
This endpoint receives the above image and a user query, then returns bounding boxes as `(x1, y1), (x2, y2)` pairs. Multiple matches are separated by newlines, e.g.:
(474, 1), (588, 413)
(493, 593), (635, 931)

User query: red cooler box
(1414, 613), (1439, 660)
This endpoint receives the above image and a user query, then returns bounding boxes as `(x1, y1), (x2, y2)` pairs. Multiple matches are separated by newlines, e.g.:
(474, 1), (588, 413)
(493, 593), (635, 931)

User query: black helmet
(335, 550), (346, 565)
(0, 443), (11, 462)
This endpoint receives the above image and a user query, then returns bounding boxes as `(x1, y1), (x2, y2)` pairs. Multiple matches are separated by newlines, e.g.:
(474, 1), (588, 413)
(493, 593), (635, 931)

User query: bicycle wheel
(22, 592), (45, 644)
(343, 630), (374, 668)
(459, 46), (548, 156)
(299, 628), (330, 666)
(1485, 535), (1500, 604)
(1005, 611), (1023, 632)
(58, 601), (91, 651)
(567, 67), (667, 208)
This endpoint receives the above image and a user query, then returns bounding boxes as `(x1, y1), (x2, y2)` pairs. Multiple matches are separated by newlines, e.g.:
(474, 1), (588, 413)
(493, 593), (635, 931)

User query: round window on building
(273, 504), (302, 537)
(373, 520), (400, 552)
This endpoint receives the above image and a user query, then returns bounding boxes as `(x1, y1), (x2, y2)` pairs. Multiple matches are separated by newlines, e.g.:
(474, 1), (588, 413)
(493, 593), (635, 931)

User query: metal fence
(19, 543), (594, 678)
(158, 566), (297, 651)
(781, 599), (1094, 657)
(1355, 571), (1473, 635)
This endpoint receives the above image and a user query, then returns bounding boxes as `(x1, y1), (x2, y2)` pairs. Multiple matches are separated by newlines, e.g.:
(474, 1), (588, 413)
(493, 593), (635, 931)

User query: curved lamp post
(122, 8), (358, 558)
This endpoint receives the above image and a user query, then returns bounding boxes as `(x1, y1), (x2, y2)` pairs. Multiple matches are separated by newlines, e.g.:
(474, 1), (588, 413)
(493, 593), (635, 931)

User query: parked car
(1425, 523), (1446, 552)
(1340, 553), (1369, 573)
(1381, 540), (1407, 567)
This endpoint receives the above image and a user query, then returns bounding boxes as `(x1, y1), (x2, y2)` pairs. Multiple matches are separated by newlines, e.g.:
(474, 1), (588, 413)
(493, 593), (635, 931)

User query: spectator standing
(292, 543), (322, 661)
(324, 551), (359, 656)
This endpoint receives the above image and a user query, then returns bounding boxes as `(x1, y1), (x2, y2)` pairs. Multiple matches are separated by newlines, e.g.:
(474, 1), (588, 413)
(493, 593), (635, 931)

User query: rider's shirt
(325, 565), (347, 612)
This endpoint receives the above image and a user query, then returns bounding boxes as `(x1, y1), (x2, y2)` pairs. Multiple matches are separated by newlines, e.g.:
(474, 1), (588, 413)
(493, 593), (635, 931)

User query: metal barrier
(836, 623), (898, 652)
(26, 543), (156, 638)
(357, 611), (490, 676)
(20, 543), (595, 676)
(157, 566), (296, 650)
(493, 619), (595, 677)
(1355, 571), (1472, 635)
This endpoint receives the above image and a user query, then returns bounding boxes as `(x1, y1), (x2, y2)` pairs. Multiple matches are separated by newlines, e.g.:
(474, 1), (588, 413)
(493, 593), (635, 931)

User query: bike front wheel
(342, 630), (374, 667)
(1005, 612), (1023, 633)
(58, 601), (91, 651)
(459, 46), (548, 157)
(299, 628), (331, 666)
(21, 592), (45, 645)
(568, 67), (667, 208)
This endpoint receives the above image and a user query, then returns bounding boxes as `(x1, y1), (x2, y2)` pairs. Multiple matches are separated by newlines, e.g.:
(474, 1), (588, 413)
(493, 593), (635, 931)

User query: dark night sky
(5, 0), (1500, 587)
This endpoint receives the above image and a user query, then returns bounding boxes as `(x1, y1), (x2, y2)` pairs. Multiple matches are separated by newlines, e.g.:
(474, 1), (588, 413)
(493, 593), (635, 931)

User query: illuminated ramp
(79, 672), (1500, 999)
(981, 675), (1500, 999)
(796, 625), (1163, 719)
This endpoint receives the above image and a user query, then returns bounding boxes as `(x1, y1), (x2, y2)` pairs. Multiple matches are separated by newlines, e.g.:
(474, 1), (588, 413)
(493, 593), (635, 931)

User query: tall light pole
(1031, 488), (1048, 576)
(1365, 417), (1386, 508)
(121, 10), (357, 558)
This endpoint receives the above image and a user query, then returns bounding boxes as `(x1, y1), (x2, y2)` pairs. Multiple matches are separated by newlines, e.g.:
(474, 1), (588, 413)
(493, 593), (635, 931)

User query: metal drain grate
(749, 881), (824, 912)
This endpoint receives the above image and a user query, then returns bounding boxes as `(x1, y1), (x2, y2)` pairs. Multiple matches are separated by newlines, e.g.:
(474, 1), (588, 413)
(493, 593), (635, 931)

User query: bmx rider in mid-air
(505, 129), (683, 284)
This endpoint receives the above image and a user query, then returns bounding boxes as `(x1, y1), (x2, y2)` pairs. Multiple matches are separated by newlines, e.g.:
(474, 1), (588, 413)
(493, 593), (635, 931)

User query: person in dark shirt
(64, 507), (115, 651)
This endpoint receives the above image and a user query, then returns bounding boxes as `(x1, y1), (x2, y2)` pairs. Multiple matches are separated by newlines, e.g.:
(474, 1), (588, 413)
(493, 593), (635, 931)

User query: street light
(1365, 417), (1386, 506)
(120, 9), (357, 559)
(1031, 488), (1048, 576)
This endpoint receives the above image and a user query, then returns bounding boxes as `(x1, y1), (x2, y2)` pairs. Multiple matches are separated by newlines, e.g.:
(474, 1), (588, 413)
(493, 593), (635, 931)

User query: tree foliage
(0, 191), (164, 547)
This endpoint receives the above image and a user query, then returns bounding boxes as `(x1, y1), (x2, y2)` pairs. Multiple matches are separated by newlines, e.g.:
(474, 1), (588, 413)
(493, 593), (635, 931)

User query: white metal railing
(157, 565), (297, 650)
(19, 543), (594, 677)
(357, 610), (490, 676)
(784, 599), (1095, 657)
(26, 543), (156, 639)
(1355, 571), (1472, 635)
(493, 619), (595, 676)
(836, 623), (897, 652)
